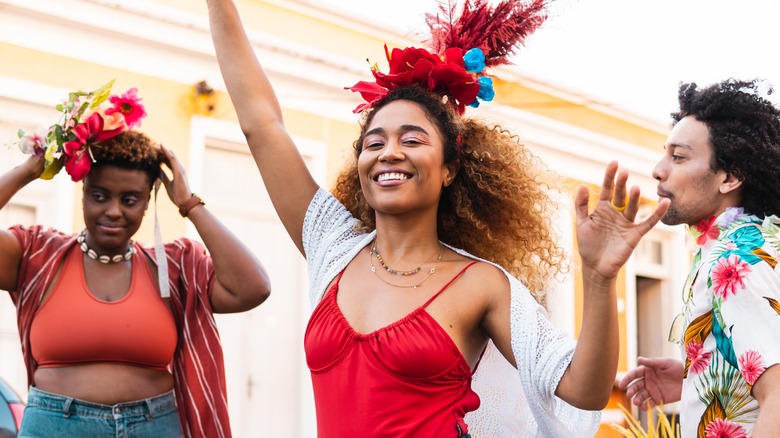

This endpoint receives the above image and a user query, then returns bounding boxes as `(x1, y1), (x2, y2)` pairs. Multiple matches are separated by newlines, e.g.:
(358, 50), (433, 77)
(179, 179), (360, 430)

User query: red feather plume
(425, 0), (550, 67)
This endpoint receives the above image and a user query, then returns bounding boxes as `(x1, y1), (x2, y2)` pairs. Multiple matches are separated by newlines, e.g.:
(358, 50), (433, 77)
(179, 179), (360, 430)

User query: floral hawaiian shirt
(678, 207), (780, 437)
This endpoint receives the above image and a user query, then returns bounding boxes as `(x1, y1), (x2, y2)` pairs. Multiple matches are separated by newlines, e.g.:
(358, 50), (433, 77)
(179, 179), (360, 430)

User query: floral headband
(12, 80), (147, 181)
(346, 0), (549, 115)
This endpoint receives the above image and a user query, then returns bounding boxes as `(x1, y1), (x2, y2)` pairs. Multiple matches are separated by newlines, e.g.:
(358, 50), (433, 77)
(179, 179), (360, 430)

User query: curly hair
(88, 130), (161, 188)
(672, 79), (780, 217)
(333, 85), (565, 302)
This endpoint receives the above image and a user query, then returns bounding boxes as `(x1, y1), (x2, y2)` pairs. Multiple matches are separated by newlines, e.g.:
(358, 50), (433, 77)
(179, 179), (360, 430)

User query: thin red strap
(421, 261), (479, 309)
(327, 269), (347, 298)
(471, 343), (489, 376)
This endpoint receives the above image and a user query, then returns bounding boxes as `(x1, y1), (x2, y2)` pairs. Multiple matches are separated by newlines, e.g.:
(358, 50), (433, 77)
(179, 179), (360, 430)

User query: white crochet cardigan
(302, 189), (600, 437)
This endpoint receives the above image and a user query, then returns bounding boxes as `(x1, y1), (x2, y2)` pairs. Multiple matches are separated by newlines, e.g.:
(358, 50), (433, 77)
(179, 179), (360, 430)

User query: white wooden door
(190, 119), (322, 437)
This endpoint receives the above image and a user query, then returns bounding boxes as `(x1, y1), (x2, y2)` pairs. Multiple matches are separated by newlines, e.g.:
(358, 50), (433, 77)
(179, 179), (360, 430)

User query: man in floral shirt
(619, 78), (780, 437)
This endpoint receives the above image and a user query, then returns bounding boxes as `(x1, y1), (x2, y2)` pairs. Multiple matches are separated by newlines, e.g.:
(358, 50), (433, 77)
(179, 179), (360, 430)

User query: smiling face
(357, 100), (455, 218)
(82, 165), (151, 254)
(652, 116), (742, 226)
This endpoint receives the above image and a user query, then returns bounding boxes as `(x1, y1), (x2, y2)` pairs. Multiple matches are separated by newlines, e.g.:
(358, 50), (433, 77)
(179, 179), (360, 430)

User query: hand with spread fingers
(574, 161), (670, 280)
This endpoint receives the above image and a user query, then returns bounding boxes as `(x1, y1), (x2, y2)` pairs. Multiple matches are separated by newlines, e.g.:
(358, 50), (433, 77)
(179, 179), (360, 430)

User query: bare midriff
(34, 363), (174, 405)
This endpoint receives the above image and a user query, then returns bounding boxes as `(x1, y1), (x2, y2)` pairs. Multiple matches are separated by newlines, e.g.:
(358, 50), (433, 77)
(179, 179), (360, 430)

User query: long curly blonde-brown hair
(333, 85), (565, 302)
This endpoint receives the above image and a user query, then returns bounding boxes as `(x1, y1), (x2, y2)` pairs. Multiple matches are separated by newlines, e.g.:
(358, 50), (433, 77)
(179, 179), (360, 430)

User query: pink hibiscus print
(738, 350), (766, 385)
(686, 340), (711, 374)
(107, 87), (146, 129)
(696, 216), (721, 245)
(711, 254), (751, 299)
(704, 418), (747, 438)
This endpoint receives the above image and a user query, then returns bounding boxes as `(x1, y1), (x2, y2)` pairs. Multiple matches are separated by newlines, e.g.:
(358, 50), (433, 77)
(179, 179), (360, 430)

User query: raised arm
(554, 161), (670, 408)
(0, 156), (43, 291)
(205, 0), (319, 253)
(479, 162), (669, 410)
(160, 146), (270, 313)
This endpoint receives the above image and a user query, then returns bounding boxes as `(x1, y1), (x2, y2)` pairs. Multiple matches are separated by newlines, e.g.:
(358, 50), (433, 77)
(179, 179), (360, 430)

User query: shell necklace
(78, 229), (135, 264)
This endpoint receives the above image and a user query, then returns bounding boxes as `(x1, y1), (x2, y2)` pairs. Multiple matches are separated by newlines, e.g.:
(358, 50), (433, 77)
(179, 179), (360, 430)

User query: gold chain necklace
(369, 242), (443, 288)
(370, 239), (441, 276)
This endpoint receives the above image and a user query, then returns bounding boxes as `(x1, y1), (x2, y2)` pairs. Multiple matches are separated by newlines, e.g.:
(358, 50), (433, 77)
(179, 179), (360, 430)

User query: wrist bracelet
(178, 193), (206, 218)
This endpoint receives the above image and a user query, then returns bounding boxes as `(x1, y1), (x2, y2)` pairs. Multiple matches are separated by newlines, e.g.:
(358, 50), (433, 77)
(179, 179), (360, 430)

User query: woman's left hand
(574, 161), (669, 280)
(158, 145), (193, 208)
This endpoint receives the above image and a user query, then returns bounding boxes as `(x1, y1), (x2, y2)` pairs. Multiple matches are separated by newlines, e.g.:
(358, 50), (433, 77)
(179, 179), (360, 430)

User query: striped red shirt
(8, 225), (231, 438)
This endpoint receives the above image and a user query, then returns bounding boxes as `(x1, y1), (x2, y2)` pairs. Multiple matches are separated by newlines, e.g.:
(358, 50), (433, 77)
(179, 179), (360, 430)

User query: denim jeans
(18, 387), (183, 438)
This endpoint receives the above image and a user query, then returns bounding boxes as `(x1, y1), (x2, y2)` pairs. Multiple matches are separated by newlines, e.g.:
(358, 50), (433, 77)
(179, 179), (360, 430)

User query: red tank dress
(304, 262), (482, 437)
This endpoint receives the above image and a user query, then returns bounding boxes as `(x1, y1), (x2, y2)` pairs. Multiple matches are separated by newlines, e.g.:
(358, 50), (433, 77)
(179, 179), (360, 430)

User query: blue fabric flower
(468, 76), (495, 108)
(463, 48), (486, 73)
(477, 76), (494, 101)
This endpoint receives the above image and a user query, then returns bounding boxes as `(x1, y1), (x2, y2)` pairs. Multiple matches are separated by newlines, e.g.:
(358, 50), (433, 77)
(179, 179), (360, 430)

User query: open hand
(574, 161), (670, 280)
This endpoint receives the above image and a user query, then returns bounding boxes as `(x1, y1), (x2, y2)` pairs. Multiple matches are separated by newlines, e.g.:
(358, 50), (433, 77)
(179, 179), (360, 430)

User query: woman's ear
(442, 163), (459, 187)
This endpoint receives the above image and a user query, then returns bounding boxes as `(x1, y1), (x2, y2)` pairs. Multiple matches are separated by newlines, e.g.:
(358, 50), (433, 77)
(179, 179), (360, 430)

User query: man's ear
(720, 172), (743, 195)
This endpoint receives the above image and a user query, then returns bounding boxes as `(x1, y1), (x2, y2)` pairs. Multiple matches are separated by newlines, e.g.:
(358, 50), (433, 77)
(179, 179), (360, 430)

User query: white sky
(318, 0), (780, 125)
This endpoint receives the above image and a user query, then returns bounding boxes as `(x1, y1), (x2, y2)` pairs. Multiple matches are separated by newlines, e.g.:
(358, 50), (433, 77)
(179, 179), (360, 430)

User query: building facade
(0, 0), (685, 435)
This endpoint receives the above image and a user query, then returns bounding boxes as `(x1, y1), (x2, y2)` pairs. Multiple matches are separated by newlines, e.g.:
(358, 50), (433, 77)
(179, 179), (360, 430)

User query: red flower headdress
(11, 80), (147, 181)
(346, 0), (550, 115)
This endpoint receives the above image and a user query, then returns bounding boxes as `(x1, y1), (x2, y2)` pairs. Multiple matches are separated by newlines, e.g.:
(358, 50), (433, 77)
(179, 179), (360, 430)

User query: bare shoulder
(457, 260), (511, 302)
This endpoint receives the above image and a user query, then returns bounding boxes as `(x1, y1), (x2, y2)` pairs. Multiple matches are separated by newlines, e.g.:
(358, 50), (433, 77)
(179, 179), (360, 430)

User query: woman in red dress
(204, 0), (669, 435)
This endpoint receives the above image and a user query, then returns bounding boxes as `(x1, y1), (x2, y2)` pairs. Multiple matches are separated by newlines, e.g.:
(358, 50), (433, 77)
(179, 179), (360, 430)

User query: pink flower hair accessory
(9, 80), (147, 181)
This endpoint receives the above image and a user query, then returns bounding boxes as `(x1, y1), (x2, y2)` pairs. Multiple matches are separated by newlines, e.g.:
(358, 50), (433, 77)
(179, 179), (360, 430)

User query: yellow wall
(494, 78), (668, 152)
(0, 43), (190, 241)
(0, 38), (358, 242)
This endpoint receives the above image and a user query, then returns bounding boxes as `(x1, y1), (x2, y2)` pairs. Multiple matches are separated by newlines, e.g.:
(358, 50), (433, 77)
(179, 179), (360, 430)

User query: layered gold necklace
(369, 239), (443, 288)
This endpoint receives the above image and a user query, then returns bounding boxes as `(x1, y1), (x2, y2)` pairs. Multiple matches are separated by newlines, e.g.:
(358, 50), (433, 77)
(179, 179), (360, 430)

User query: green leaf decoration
(721, 226), (767, 265)
(40, 159), (62, 180)
(712, 312), (738, 369)
(89, 79), (115, 108)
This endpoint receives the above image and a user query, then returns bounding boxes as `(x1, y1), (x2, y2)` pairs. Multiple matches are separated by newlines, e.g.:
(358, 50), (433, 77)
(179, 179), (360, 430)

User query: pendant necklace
(369, 240), (443, 288)
(370, 239), (441, 276)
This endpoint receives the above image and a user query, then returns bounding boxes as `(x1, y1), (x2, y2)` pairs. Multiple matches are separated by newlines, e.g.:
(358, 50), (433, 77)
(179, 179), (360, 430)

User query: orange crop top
(30, 244), (177, 371)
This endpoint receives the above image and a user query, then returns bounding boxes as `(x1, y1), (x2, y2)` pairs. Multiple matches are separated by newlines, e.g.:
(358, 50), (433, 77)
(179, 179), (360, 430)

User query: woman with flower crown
(206, 0), (669, 436)
(0, 81), (270, 437)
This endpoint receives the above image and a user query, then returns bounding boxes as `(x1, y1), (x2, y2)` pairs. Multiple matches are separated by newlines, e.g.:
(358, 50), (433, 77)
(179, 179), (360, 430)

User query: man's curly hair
(672, 79), (780, 217)
(88, 130), (161, 188)
(333, 85), (565, 302)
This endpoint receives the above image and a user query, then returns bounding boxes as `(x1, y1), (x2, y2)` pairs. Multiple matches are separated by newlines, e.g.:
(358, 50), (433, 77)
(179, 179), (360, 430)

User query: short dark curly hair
(672, 78), (780, 217)
(88, 130), (161, 188)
